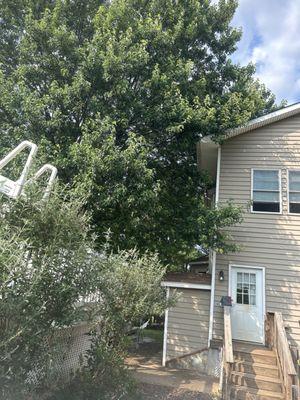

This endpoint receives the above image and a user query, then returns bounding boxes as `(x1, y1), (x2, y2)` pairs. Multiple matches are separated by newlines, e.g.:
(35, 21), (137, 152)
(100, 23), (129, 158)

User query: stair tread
(234, 349), (276, 357)
(231, 384), (285, 399)
(234, 352), (277, 364)
(233, 342), (273, 354)
(234, 360), (279, 370)
(231, 371), (282, 383)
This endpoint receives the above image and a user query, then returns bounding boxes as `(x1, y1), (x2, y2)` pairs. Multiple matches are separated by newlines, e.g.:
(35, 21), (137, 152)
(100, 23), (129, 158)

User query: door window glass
(236, 272), (256, 305)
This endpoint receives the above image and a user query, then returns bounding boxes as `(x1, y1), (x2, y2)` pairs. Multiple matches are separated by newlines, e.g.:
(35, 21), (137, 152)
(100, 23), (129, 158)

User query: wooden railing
(220, 306), (234, 399)
(267, 312), (298, 400)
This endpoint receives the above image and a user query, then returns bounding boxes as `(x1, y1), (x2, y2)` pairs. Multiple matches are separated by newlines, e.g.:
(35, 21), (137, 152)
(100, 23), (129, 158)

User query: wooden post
(221, 306), (234, 400)
(224, 306), (233, 364)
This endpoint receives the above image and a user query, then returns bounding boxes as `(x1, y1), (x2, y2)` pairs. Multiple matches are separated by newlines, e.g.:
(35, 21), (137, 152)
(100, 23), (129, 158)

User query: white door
(230, 267), (264, 343)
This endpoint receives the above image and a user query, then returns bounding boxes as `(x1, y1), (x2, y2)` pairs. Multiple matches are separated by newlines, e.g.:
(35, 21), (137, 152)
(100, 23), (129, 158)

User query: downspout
(162, 287), (170, 366)
(208, 145), (221, 346)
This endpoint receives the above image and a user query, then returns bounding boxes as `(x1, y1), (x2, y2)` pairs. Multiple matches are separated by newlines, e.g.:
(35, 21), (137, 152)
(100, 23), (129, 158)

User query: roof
(186, 255), (209, 266)
(198, 102), (300, 176)
(201, 102), (300, 144)
(162, 272), (211, 285)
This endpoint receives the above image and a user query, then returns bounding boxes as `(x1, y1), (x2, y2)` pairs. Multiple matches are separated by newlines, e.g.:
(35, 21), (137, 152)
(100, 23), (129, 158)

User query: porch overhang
(161, 272), (212, 290)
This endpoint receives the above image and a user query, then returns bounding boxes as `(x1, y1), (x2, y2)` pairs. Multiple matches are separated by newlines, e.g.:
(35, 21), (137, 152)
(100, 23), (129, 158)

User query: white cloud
(231, 0), (300, 103)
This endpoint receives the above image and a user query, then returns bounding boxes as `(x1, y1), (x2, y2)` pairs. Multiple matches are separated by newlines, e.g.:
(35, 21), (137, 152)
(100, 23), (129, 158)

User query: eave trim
(161, 281), (211, 290)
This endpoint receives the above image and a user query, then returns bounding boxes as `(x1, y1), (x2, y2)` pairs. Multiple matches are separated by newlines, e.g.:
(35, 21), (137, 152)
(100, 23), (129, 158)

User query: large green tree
(0, 0), (277, 265)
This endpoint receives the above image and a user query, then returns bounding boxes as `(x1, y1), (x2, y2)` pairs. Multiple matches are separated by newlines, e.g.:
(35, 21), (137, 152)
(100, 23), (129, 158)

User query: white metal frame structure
(0, 141), (57, 200)
(25, 164), (58, 199)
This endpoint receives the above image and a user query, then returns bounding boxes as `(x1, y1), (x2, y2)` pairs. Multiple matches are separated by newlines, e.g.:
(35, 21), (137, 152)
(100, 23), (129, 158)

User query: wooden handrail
(273, 312), (298, 400)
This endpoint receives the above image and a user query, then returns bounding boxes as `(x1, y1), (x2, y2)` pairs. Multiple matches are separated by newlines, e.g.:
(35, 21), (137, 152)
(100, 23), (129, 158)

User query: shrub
(0, 186), (169, 399)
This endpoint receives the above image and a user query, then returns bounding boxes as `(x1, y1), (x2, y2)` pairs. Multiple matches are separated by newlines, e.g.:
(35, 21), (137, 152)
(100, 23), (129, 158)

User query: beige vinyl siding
(166, 288), (210, 360)
(214, 113), (300, 348)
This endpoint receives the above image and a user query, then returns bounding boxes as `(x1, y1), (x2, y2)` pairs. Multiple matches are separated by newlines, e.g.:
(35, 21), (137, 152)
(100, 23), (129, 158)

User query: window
(289, 170), (300, 213)
(236, 272), (256, 306)
(252, 169), (280, 213)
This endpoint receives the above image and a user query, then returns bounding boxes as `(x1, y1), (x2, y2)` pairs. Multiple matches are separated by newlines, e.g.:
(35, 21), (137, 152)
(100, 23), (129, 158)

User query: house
(162, 103), (300, 399)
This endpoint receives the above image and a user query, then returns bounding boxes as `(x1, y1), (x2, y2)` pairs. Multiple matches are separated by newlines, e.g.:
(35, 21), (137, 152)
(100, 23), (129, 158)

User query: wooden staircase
(230, 342), (284, 400)
(220, 309), (298, 400)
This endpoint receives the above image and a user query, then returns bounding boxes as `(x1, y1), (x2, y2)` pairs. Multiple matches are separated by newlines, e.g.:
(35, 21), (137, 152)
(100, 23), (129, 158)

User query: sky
(230, 0), (300, 104)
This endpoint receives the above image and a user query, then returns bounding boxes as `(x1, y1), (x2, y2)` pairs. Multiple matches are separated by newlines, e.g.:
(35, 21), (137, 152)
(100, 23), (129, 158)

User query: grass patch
(144, 328), (164, 344)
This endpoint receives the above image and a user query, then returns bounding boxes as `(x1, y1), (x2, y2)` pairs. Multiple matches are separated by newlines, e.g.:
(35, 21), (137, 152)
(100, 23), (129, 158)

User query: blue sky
(230, 0), (300, 104)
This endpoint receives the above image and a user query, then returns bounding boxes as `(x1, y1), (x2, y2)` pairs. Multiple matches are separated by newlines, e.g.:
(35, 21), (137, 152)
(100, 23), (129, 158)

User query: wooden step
(233, 360), (280, 378)
(231, 371), (283, 393)
(231, 385), (285, 400)
(234, 350), (277, 365)
(233, 346), (275, 357)
(233, 342), (270, 353)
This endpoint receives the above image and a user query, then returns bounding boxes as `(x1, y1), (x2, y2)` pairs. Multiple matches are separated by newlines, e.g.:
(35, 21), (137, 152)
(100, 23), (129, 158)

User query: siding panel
(166, 288), (210, 360)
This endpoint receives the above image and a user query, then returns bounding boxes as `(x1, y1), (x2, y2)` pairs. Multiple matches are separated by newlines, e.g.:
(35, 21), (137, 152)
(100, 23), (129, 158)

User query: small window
(252, 170), (280, 213)
(236, 272), (256, 306)
(289, 171), (300, 213)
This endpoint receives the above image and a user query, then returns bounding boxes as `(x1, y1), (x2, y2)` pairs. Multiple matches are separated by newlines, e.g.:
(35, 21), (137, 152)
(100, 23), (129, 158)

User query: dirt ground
(127, 331), (219, 400)
(136, 382), (215, 399)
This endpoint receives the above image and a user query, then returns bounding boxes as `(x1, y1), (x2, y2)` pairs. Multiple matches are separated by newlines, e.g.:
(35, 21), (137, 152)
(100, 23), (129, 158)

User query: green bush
(0, 187), (170, 399)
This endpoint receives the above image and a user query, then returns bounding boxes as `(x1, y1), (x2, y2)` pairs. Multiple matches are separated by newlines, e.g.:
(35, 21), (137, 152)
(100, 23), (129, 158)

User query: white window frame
(251, 168), (282, 214)
(287, 169), (300, 215)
